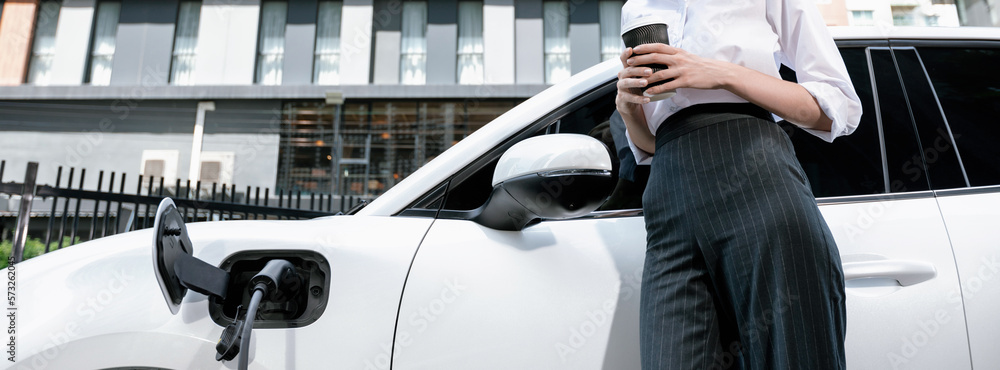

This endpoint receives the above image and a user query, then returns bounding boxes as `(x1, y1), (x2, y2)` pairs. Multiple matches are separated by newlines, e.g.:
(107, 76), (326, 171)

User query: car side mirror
(471, 134), (615, 231)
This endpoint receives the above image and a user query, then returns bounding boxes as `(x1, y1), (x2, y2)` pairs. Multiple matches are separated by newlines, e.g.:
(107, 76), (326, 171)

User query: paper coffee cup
(621, 15), (675, 101)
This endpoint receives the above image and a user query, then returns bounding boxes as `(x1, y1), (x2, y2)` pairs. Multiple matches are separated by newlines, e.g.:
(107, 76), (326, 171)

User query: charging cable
(215, 259), (300, 370)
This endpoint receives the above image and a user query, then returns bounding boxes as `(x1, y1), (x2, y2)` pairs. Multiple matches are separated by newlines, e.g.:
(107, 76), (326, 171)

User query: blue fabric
(610, 110), (640, 182)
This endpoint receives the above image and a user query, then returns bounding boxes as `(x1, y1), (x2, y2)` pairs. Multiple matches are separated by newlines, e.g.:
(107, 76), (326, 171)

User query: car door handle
(842, 260), (937, 286)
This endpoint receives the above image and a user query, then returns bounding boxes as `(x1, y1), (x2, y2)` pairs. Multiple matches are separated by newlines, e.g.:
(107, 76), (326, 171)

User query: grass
(0, 237), (79, 268)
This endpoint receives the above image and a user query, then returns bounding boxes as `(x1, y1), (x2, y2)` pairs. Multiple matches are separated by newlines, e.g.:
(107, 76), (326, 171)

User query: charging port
(209, 250), (330, 329)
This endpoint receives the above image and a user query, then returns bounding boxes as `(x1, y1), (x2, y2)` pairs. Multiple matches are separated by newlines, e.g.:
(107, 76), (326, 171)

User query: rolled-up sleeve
(768, 0), (862, 142)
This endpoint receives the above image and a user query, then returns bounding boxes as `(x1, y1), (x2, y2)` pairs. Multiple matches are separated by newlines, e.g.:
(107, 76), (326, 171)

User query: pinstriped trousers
(639, 106), (847, 370)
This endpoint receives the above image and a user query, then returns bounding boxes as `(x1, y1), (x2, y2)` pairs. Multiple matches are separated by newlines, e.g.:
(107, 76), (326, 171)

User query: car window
(869, 48), (932, 193)
(891, 47), (968, 190)
(437, 85), (638, 213)
(778, 47), (887, 198)
(917, 45), (1000, 187)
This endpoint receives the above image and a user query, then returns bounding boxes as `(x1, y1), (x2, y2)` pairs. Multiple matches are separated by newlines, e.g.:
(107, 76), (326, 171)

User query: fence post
(12, 162), (38, 264)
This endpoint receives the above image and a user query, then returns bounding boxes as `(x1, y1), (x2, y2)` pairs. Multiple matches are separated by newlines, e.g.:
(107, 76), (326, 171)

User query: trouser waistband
(655, 103), (774, 148)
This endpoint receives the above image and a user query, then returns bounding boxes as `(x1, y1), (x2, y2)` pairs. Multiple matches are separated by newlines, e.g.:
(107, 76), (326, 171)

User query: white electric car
(14, 27), (1000, 370)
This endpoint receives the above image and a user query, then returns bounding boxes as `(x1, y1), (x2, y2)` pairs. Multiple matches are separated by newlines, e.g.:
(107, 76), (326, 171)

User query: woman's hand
(616, 47), (656, 154)
(626, 43), (737, 94)
(616, 47), (652, 113)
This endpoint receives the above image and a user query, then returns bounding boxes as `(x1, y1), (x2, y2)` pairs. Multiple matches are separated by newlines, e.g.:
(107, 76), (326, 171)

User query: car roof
(830, 26), (1000, 41)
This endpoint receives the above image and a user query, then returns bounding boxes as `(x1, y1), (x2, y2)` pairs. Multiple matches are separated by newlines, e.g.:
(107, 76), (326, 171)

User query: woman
(616, 0), (862, 369)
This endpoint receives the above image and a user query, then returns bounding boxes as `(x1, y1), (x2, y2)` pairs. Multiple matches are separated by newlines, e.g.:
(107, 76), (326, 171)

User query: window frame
(400, 80), (619, 217)
(83, 0), (122, 85)
(890, 39), (1000, 191)
(312, 0), (342, 85)
(399, 0), (428, 85)
(456, 0), (484, 85)
(254, 0), (289, 85)
(25, 0), (62, 85)
(542, 0), (570, 85)
(168, 0), (202, 85)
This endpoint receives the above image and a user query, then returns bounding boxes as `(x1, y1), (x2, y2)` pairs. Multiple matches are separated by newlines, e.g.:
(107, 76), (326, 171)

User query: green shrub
(0, 237), (79, 268)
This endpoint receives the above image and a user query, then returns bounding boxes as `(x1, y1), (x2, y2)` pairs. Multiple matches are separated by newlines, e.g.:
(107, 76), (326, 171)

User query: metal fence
(1, 160), (370, 264)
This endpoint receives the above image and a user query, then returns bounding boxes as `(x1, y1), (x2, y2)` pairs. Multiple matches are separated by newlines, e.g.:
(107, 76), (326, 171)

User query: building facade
(0, 0), (989, 198)
(0, 0), (625, 197)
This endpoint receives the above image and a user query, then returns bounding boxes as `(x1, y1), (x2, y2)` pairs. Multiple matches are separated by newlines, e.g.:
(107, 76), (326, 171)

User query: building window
(256, 1), (287, 85)
(26, 0), (61, 85)
(457, 1), (483, 84)
(543, 1), (570, 84)
(850, 10), (874, 26)
(171, 1), (201, 85)
(598, 1), (622, 62)
(278, 99), (519, 196)
(400, 1), (426, 85)
(893, 11), (915, 26)
(313, 1), (342, 84)
(86, 1), (121, 85)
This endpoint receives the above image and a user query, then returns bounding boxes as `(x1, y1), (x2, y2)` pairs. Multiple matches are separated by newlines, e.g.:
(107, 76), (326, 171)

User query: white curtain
(256, 1), (287, 85)
(89, 1), (121, 86)
(314, 1), (342, 84)
(598, 1), (622, 62)
(27, 1), (61, 85)
(171, 1), (201, 85)
(457, 1), (483, 85)
(543, 1), (570, 84)
(400, 1), (426, 85)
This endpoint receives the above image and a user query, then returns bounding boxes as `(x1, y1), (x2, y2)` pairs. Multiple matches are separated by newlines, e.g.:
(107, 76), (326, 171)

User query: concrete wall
(372, 0), (401, 84)
(340, 0), (373, 84)
(426, 0), (457, 84)
(194, 0), (261, 85)
(514, 0), (543, 84)
(0, 99), (281, 190)
(283, 0), (318, 85)
(0, 0), (39, 86)
(50, 0), (94, 85)
(110, 0), (178, 86)
(483, 0), (514, 84)
(568, 0), (598, 75)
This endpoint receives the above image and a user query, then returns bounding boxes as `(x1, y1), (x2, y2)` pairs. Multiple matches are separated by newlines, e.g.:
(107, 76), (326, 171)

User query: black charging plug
(249, 259), (301, 300)
(216, 259), (304, 370)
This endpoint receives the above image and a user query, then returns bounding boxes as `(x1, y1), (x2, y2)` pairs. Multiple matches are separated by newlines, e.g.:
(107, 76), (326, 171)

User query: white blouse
(622, 0), (863, 164)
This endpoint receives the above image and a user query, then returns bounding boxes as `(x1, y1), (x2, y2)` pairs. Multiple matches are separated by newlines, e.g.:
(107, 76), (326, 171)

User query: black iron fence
(1, 160), (370, 264)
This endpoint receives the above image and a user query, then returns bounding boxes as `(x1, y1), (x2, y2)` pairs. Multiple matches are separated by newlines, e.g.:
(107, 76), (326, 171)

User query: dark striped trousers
(639, 104), (846, 370)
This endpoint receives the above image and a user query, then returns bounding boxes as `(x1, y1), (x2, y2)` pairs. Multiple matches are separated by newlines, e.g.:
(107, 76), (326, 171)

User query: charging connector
(216, 259), (302, 370)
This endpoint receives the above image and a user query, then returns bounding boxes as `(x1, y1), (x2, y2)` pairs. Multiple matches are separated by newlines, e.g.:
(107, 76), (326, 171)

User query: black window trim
(398, 79), (619, 217)
(864, 46), (892, 194)
(934, 184), (1000, 198)
(817, 190), (937, 206)
(892, 46), (971, 188)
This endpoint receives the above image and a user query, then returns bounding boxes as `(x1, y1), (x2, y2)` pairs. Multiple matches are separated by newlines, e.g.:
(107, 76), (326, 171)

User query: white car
(13, 27), (1000, 370)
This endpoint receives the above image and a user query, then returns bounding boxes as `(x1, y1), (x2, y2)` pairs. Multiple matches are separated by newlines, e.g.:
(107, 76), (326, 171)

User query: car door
(390, 44), (972, 370)
(902, 41), (1000, 369)
(786, 44), (970, 369)
(390, 84), (648, 370)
